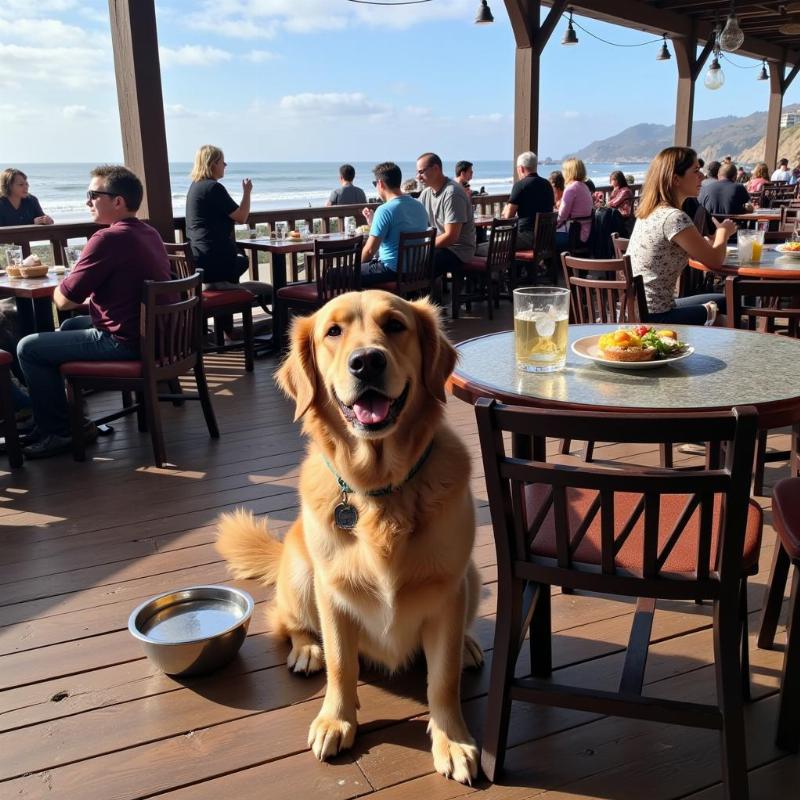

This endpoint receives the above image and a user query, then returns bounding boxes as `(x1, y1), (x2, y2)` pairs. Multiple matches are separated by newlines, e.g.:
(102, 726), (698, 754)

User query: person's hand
(34, 215), (54, 225)
(242, 178), (252, 194)
(713, 218), (738, 239)
(362, 207), (373, 224)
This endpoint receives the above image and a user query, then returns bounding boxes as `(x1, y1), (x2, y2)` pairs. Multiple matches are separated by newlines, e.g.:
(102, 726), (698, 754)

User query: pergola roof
(545, 0), (800, 65)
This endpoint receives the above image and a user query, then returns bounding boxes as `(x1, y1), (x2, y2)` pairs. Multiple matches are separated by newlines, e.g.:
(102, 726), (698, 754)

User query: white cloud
(165, 104), (221, 120)
(279, 92), (391, 118)
(62, 105), (106, 120)
(159, 45), (233, 67)
(243, 49), (279, 63)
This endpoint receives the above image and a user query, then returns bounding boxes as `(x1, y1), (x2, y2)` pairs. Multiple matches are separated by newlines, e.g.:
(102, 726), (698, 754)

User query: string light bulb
(758, 60), (769, 81)
(704, 54), (725, 90)
(561, 9), (578, 46)
(719, 3), (745, 52)
(656, 34), (671, 61)
(474, 0), (493, 25)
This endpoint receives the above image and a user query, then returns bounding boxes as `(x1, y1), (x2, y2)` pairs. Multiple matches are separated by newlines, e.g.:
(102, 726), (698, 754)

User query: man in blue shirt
(360, 162), (429, 286)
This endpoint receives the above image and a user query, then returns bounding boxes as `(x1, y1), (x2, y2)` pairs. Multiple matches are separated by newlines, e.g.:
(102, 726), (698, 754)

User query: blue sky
(2, 0), (799, 163)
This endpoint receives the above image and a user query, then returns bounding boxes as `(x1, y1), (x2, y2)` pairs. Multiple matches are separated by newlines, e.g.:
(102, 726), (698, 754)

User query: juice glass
(737, 230), (765, 264)
(513, 287), (571, 373)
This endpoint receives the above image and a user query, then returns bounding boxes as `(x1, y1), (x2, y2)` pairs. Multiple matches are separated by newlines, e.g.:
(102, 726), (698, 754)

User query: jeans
(646, 293), (726, 326)
(17, 316), (138, 436)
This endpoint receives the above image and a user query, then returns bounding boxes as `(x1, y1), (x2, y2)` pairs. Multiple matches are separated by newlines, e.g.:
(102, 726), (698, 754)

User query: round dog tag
(334, 502), (358, 530)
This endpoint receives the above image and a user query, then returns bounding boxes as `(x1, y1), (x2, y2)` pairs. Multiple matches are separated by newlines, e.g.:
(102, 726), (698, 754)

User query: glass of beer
(513, 286), (571, 373)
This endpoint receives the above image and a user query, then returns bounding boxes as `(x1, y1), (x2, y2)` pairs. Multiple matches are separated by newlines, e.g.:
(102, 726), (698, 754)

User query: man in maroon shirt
(17, 165), (171, 459)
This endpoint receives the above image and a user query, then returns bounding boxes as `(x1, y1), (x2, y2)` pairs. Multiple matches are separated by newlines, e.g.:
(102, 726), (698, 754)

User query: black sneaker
(23, 433), (73, 460)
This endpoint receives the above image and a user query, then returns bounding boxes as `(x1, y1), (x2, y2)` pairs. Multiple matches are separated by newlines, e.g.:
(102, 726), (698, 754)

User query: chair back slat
(164, 241), (194, 279)
(562, 253), (647, 324)
(314, 235), (363, 303)
(396, 228), (436, 296)
(476, 400), (758, 596)
(610, 233), (629, 259)
(532, 212), (558, 260)
(485, 218), (518, 272)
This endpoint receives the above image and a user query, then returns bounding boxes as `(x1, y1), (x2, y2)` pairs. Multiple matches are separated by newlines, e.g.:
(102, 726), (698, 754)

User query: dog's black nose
(348, 348), (387, 382)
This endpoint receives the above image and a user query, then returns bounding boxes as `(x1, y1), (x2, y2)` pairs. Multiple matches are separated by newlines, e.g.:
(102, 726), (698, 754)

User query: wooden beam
(673, 35), (696, 147)
(534, 0), (569, 55)
(765, 60), (784, 171)
(783, 61), (800, 94)
(504, 0), (536, 48)
(513, 45), (541, 157)
(108, 0), (175, 242)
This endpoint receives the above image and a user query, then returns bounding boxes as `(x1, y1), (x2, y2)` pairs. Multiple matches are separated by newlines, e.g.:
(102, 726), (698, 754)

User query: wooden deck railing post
(108, 0), (175, 242)
(765, 56), (800, 171)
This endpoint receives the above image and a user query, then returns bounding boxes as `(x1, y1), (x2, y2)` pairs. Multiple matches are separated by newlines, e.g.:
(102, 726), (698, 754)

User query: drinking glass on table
(513, 286), (571, 373)
(276, 222), (287, 241)
(65, 245), (84, 270)
(737, 230), (765, 264)
(4, 245), (22, 269)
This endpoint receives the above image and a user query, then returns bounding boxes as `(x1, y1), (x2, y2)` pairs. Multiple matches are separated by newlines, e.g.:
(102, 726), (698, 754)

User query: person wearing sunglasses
(416, 152), (476, 286)
(16, 165), (172, 459)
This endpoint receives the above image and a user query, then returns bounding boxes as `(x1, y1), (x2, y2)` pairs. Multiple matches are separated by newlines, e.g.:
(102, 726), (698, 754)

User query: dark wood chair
(757, 476), (800, 752)
(165, 242), (254, 372)
(561, 253), (648, 325)
(512, 211), (558, 286)
(476, 399), (761, 799)
(725, 276), (800, 494)
(566, 211), (594, 257)
(276, 235), (362, 319)
(60, 273), (219, 468)
(370, 228), (436, 299)
(454, 218), (518, 320)
(0, 350), (22, 468)
(610, 232), (629, 258)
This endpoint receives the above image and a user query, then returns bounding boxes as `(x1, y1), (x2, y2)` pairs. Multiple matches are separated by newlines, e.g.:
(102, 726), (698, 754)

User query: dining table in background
(689, 243), (800, 279)
(237, 231), (357, 350)
(0, 271), (66, 335)
(712, 208), (783, 224)
(449, 323), (800, 459)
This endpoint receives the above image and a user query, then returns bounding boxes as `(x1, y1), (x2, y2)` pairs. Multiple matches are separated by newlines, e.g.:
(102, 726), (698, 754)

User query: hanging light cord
(719, 52), (762, 69)
(565, 14), (664, 47)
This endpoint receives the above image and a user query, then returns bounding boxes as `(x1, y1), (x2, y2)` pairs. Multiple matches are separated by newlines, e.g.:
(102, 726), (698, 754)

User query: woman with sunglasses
(185, 145), (271, 308)
(0, 168), (53, 227)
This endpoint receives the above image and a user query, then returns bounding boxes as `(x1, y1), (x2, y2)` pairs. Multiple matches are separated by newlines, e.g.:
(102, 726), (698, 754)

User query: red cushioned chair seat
(276, 282), (319, 303)
(515, 250), (535, 262)
(0, 350), (11, 367)
(771, 478), (800, 559)
(60, 360), (143, 379)
(462, 256), (488, 273)
(524, 484), (763, 575)
(201, 289), (254, 310)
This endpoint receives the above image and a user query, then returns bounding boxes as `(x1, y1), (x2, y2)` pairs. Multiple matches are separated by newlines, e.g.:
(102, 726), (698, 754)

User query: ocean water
(10, 161), (650, 223)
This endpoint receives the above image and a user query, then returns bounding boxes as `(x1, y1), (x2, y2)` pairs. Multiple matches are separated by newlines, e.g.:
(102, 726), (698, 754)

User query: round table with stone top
(449, 324), (800, 431)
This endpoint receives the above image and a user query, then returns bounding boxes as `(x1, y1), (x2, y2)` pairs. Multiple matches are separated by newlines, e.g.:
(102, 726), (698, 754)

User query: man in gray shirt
(416, 152), (475, 282)
(326, 164), (367, 206)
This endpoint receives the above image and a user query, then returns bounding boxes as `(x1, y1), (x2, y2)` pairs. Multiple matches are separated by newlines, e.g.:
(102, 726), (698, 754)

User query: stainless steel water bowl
(128, 585), (254, 677)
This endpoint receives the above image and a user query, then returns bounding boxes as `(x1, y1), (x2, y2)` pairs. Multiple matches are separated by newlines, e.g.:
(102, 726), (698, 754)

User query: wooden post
(108, 0), (175, 242)
(765, 59), (800, 170)
(672, 33), (712, 148)
(505, 0), (567, 168)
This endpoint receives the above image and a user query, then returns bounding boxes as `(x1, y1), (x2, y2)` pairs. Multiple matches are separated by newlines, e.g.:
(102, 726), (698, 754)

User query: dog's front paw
(429, 727), (479, 784)
(288, 642), (324, 674)
(462, 634), (484, 670)
(307, 713), (357, 760)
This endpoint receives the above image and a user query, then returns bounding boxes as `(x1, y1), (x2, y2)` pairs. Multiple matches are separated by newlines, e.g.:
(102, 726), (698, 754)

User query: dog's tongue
(353, 393), (391, 425)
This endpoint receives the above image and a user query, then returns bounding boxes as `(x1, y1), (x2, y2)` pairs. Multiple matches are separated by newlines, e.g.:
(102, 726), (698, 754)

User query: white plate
(571, 334), (695, 370)
(774, 244), (800, 258)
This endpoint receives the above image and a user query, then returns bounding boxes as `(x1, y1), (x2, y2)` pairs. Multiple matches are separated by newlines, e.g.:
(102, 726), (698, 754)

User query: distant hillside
(572, 105), (800, 164)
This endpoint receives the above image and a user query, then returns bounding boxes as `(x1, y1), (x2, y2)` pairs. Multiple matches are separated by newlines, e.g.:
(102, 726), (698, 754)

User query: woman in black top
(185, 145), (271, 300)
(0, 169), (53, 227)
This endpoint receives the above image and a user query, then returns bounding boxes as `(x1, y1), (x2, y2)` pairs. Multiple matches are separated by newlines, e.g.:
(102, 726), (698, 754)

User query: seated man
(17, 165), (171, 459)
(416, 152), (475, 281)
(360, 161), (429, 287)
(501, 151), (554, 251)
(698, 162), (752, 216)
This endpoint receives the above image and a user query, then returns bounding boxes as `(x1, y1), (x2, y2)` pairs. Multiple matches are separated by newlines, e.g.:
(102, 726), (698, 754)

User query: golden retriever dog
(216, 290), (482, 783)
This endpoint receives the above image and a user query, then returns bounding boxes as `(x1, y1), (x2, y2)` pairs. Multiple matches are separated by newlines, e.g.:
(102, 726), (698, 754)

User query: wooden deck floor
(1, 304), (798, 800)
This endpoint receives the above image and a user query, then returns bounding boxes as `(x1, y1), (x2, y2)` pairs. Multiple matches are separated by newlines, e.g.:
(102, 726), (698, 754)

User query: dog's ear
(276, 314), (318, 421)
(412, 297), (457, 404)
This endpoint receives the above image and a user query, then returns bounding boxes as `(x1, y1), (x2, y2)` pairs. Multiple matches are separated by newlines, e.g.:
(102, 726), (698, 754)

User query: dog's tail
(215, 509), (283, 585)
